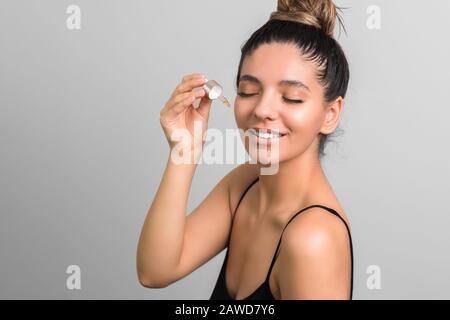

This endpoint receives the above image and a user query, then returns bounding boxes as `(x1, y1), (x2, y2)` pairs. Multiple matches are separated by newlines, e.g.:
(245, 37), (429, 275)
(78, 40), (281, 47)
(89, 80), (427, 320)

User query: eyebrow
(239, 74), (311, 92)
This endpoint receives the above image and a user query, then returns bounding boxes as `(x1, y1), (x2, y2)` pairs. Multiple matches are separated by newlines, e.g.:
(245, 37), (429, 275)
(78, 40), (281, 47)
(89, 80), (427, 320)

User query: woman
(137, 0), (353, 300)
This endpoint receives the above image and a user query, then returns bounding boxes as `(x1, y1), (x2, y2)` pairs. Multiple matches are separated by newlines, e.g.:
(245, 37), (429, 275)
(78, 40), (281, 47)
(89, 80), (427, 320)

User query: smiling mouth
(248, 128), (287, 139)
(247, 128), (287, 146)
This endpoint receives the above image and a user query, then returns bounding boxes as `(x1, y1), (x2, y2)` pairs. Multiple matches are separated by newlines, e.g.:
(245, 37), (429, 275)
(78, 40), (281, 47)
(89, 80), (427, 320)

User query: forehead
(240, 42), (317, 85)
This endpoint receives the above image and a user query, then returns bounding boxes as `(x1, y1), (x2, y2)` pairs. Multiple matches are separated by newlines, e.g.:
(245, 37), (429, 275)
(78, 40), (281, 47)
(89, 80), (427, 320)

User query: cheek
(234, 100), (252, 129)
(282, 106), (323, 141)
(283, 108), (311, 132)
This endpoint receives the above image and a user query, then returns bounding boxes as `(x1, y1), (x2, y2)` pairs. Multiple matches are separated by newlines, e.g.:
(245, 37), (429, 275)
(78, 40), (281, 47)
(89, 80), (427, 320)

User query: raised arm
(136, 72), (260, 288)
(136, 72), (212, 287)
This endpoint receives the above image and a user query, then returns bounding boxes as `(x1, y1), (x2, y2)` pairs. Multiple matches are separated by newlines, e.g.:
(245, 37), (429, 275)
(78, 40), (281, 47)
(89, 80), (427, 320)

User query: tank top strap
(265, 204), (353, 293)
(226, 177), (260, 245)
(232, 177), (259, 221)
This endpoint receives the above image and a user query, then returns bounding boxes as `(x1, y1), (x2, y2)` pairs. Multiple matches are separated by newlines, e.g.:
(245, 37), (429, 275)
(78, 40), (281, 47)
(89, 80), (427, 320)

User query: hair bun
(269, 0), (338, 37)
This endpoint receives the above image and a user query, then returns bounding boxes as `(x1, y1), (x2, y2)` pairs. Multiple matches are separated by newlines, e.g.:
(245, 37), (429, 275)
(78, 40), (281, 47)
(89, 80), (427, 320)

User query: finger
(166, 93), (196, 118)
(164, 91), (194, 112)
(173, 89), (205, 113)
(171, 76), (206, 98)
(168, 89), (205, 117)
(196, 91), (213, 120)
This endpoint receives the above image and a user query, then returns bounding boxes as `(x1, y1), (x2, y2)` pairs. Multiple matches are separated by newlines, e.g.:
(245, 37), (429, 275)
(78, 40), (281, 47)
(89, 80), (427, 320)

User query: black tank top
(210, 177), (354, 300)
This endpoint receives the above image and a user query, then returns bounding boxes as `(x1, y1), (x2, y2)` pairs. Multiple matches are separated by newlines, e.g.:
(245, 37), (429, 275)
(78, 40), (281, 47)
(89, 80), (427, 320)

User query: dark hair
(235, 0), (350, 159)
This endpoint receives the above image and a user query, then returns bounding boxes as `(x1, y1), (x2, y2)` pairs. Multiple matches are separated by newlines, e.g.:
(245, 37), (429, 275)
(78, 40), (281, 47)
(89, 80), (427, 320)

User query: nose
(253, 93), (279, 121)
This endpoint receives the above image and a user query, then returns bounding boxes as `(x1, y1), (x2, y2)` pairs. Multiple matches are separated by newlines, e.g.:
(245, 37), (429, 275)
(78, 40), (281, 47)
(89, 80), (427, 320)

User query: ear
(320, 97), (344, 135)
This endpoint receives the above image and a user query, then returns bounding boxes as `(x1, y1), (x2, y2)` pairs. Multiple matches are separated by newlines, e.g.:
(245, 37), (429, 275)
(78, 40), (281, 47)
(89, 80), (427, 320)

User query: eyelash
(237, 92), (304, 104)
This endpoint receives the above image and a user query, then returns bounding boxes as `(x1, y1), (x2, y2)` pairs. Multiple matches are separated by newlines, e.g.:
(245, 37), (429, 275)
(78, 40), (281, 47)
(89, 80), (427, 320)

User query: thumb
(196, 93), (213, 121)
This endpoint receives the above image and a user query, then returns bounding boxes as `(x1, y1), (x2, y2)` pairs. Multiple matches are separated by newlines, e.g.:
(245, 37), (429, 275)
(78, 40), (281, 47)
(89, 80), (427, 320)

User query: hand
(159, 73), (212, 153)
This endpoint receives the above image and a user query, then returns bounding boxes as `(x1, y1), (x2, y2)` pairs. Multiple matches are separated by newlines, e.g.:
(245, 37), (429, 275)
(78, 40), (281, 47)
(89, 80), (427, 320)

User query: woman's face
(234, 42), (340, 164)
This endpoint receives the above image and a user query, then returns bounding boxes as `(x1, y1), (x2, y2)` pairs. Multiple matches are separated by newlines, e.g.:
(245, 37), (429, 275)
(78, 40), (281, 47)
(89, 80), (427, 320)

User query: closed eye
(237, 92), (258, 98)
(237, 92), (304, 104)
(283, 98), (304, 104)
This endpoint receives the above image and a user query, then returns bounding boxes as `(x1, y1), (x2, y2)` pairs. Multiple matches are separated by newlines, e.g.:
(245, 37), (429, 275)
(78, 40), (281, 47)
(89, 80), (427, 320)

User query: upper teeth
(249, 129), (282, 139)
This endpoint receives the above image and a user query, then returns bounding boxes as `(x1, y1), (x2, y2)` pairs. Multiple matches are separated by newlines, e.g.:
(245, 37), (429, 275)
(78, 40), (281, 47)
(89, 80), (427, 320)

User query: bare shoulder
(226, 162), (260, 218)
(276, 207), (352, 299)
(282, 207), (351, 254)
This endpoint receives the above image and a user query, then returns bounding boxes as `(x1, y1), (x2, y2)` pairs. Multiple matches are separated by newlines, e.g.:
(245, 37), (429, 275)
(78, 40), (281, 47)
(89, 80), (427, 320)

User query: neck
(256, 147), (328, 217)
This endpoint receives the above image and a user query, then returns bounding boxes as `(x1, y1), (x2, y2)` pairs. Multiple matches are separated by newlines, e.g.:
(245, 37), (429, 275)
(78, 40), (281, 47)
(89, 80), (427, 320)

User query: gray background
(1, 0), (449, 299)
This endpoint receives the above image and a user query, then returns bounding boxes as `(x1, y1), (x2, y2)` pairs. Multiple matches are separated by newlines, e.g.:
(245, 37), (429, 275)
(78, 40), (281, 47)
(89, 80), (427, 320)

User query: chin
(243, 134), (289, 164)
(246, 146), (288, 165)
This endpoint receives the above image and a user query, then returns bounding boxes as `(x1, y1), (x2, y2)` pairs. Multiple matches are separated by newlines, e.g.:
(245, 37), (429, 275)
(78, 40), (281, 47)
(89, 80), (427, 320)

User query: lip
(250, 127), (288, 136)
(247, 128), (288, 146)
